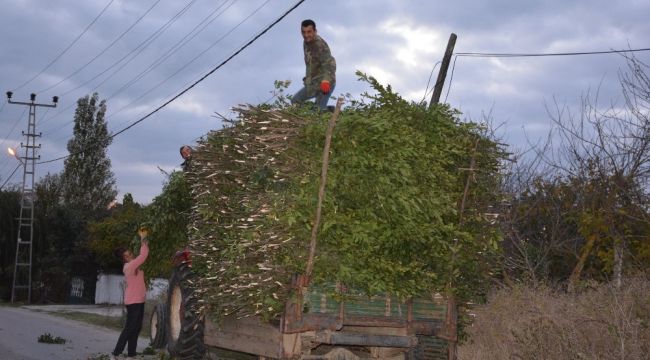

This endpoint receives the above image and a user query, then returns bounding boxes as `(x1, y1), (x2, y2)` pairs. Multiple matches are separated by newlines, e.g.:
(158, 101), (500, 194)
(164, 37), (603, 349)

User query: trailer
(145, 99), (487, 359)
(150, 252), (453, 360)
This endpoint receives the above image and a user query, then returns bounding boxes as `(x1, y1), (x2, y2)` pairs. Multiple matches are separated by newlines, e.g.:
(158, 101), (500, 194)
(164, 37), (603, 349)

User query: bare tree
(543, 54), (650, 290)
(500, 55), (650, 288)
(500, 152), (583, 284)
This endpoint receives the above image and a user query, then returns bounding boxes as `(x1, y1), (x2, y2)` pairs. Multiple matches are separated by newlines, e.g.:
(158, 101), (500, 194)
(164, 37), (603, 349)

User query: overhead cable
(37, 0), (162, 94)
(12, 0), (115, 92)
(0, 164), (21, 191)
(37, 0), (308, 165)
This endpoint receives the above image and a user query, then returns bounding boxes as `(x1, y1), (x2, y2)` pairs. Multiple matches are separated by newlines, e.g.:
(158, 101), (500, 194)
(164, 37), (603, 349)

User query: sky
(0, 0), (648, 203)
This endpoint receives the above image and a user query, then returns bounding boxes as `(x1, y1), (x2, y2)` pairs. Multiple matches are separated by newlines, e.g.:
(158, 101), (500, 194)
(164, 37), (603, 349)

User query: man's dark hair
(114, 246), (127, 262)
(301, 19), (316, 29)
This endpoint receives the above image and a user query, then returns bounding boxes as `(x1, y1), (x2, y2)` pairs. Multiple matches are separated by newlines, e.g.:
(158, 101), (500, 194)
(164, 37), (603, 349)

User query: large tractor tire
(166, 263), (205, 359)
(149, 302), (167, 349)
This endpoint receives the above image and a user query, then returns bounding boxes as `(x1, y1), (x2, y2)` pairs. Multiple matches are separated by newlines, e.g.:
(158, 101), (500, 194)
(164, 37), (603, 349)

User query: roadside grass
(47, 305), (165, 359)
(0, 301), (27, 307)
(51, 310), (146, 334)
(46, 305), (153, 339)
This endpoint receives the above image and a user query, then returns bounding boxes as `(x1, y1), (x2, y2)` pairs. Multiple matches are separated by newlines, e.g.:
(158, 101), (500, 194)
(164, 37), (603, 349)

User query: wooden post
(446, 296), (458, 360)
(445, 138), (479, 360)
(429, 33), (457, 108)
(305, 97), (344, 279)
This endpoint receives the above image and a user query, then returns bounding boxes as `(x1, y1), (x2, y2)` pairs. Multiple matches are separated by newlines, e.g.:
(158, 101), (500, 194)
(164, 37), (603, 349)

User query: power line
(39, 0), (235, 133)
(0, 107), (28, 158)
(109, 0), (299, 138)
(57, 0), (199, 99)
(37, 0), (162, 94)
(443, 47), (650, 103)
(455, 47), (650, 58)
(38, 0), (200, 131)
(105, 0), (240, 106)
(0, 164), (21, 191)
(38, 0), (308, 165)
(43, 0), (261, 154)
(421, 61), (441, 103)
(40, 0), (247, 142)
(12, 0), (115, 92)
(444, 55), (460, 104)
(0, 156), (11, 177)
(107, 0), (268, 128)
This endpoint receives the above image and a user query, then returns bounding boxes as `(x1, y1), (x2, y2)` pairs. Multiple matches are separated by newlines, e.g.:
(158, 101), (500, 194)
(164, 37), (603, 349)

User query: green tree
(88, 193), (145, 272)
(32, 173), (77, 302)
(87, 172), (192, 278)
(0, 187), (20, 300)
(62, 92), (116, 221)
(57, 92), (116, 302)
(141, 171), (192, 278)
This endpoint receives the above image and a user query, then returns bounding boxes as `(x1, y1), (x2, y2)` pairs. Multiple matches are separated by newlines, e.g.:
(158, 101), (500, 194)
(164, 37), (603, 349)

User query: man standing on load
(291, 19), (336, 111)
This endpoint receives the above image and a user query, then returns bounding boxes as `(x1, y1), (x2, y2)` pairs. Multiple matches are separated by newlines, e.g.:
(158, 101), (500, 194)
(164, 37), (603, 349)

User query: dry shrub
(458, 275), (650, 360)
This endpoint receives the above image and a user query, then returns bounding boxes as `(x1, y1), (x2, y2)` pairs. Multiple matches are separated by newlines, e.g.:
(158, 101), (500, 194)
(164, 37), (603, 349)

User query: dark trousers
(291, 83), (336, 111)
(113, 302), (145, 357)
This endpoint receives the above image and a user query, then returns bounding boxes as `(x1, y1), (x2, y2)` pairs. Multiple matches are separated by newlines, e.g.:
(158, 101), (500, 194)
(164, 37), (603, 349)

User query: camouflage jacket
(303, 35), (336, 96)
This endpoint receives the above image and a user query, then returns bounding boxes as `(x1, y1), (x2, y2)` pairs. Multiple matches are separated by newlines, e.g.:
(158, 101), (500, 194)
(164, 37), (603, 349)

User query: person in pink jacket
(111, 226), (150, 359)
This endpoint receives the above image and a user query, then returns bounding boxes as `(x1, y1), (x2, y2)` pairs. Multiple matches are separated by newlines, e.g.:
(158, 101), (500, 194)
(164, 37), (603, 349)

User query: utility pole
(6, 91), (58, 303)
(429, 33), (457, 109)
(426, 33), (460, 360)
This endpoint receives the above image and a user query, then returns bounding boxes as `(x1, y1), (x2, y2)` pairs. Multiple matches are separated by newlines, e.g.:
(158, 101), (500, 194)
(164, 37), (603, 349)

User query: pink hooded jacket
(123, 241), (149, 305)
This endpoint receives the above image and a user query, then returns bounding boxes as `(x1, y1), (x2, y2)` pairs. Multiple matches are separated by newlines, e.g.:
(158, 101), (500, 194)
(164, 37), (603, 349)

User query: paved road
(0, 305), (148, 360)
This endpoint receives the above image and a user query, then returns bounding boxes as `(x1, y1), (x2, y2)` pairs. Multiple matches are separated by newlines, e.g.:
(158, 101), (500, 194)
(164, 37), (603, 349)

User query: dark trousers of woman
(113, 302), (145, 357)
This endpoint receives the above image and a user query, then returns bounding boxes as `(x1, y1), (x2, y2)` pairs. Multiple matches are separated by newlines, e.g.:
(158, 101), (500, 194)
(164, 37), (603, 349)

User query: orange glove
(320, 80), (331, 94)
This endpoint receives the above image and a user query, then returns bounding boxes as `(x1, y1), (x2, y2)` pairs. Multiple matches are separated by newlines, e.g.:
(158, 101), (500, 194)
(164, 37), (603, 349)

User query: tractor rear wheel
(166, 263), (205, 359)
(149, 302), (167, 348)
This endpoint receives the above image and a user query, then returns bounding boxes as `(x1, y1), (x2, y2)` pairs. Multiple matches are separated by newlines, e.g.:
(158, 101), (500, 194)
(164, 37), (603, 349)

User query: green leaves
(141, 171), (192, 278)
(88, 172), (191, 278)
(88, 194), (145, 271)
(187, 75), (506, 318)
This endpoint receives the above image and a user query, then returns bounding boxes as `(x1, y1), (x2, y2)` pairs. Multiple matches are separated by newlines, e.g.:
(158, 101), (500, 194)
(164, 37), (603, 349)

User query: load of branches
(185, 74), (506, 320)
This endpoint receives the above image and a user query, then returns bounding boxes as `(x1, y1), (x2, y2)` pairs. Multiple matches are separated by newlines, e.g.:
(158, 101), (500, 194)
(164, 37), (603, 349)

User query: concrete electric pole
(6, 91), (58, 303)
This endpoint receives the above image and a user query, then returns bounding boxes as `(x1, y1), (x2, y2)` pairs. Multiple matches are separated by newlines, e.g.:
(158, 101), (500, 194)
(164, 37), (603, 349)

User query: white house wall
(95, 273), (168, 304)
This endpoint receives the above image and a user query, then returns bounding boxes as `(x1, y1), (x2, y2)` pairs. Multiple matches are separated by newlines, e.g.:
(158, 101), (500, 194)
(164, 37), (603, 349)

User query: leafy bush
(141, 171), (192, 278)
(88, 172), (191, 279)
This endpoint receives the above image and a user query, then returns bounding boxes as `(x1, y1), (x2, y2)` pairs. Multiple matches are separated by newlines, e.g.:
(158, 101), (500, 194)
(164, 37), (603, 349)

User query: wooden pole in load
(305, 97), (344, 280)
(429, 33), (457, 108)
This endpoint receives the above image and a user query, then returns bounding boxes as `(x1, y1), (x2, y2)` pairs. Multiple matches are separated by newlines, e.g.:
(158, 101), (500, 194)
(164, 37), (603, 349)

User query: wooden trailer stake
(305, 97), (344, 280)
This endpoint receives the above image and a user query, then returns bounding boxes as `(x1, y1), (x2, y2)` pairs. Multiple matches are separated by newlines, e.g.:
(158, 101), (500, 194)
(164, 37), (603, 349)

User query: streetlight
(7, 147), (24, 165)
